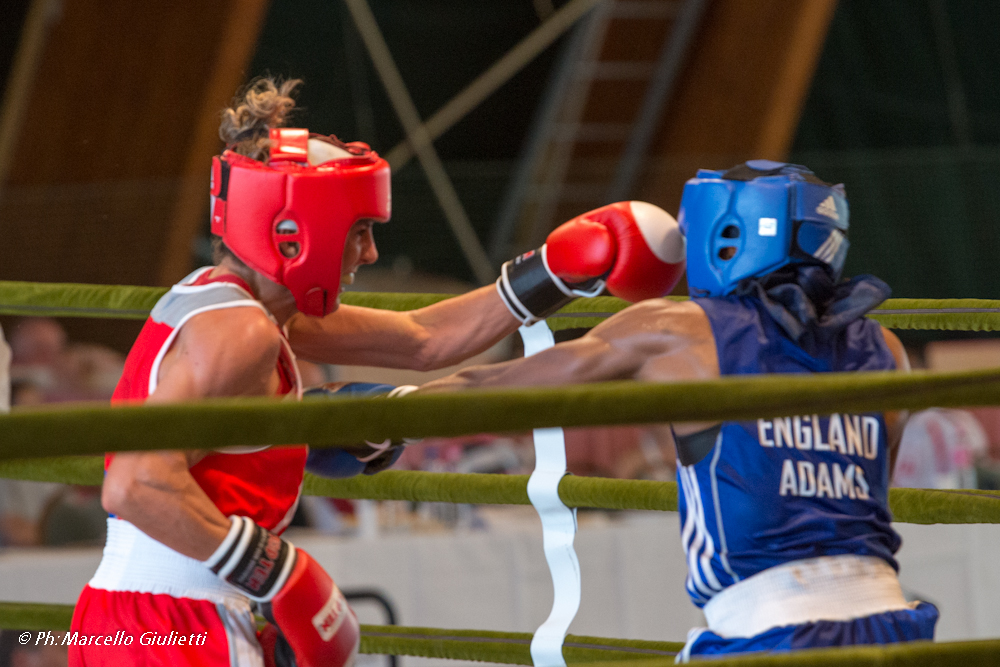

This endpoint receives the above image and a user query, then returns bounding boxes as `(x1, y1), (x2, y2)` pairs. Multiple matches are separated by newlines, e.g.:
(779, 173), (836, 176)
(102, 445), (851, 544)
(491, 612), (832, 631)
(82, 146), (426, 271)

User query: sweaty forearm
(418, 358), (525, 393)
(104, 454), (231, 561)
(288, 286), (519, 370)
(405, 286), (520, 370)
(124, 482), (230, 561)
(420, 335), (634, 393)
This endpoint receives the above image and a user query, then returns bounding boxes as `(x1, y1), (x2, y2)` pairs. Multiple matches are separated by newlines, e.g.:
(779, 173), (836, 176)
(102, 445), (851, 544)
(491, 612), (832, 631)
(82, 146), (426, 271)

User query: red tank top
(109, 267), (307, 532)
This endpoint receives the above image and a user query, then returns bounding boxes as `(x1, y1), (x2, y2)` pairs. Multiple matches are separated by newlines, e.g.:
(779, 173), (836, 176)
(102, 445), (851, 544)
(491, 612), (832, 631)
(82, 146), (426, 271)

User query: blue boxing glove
(304, 382), (418, 478)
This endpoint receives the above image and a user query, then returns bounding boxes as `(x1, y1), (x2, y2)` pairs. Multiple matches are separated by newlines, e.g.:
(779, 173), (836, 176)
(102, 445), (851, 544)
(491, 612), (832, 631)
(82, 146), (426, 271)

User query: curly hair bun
(219, 78), (302, 160)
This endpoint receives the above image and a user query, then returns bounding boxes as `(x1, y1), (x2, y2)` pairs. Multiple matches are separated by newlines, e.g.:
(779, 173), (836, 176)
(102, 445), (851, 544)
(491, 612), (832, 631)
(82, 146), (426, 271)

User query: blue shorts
(677, 602), (939, 662)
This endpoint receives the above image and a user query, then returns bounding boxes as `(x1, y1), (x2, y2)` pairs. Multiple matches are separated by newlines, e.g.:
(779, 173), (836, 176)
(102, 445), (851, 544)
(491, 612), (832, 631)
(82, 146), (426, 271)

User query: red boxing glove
(262, 551), (359, 667)
(205, 517), (359, 667)
(497, 201), (684, 325)
(543, 217), (616, 284)
(547, 201), (685, 303)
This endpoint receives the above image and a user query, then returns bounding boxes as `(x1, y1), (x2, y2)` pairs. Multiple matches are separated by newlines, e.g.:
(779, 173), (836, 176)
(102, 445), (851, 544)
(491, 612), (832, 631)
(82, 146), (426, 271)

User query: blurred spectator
(920, 339), (1000, 461)
(54, 343), (125, 402)
(7, 319), (64, 397)
(38, 486), (106, 547)
(8, 318), (65, 366)
(9, 381), (44, 408)
(565, 425), (676, 480)
(0, 324), (51, 546)
(893, 408), (987, 489)
(0, 319), (119, 548)
(8, 318), (124, 404)
(966, 408), (1000, 462)
(0, 630), (68, 667)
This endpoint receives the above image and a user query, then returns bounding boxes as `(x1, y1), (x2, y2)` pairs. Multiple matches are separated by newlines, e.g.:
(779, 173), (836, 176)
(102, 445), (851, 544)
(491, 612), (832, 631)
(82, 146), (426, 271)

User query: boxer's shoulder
(592, 298), (710, 341)
(180, 305), (281, 353)
(160, 306), (283, 398)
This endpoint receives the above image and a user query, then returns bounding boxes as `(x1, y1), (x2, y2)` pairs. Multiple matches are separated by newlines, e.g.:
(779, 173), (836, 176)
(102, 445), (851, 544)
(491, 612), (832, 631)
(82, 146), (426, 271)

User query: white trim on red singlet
(146, 271), (304, 453)
(148, 299), (274, 396)
(279, 333), (304, 401)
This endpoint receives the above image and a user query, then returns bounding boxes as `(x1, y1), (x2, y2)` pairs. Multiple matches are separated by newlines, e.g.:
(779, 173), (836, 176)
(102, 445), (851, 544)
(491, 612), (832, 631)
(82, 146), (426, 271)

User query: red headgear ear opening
(210, 131), (391, 316)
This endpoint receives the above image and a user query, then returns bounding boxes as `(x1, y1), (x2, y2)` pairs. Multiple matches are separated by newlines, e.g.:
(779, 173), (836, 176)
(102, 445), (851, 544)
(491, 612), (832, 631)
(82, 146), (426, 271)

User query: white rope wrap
(520, 321), (581, 667)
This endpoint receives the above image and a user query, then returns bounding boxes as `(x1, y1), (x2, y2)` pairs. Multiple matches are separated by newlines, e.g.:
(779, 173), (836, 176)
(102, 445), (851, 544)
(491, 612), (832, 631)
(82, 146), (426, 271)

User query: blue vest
(676, 295), (900, 608)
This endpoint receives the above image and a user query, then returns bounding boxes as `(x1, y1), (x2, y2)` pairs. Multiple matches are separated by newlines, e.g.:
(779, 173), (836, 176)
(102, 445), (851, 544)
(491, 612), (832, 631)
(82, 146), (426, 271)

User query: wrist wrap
(205, 516), (297, 602)
(496, 246), (603, 326)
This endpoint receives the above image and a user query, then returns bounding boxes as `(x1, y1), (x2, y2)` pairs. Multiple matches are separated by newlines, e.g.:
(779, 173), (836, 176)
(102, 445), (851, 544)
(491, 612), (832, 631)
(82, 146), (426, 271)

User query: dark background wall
(242, 0), (568, 284)
(244, 0), (1000, 298)
(791, 0), (1000, 300)
(1, 0), (999, 351)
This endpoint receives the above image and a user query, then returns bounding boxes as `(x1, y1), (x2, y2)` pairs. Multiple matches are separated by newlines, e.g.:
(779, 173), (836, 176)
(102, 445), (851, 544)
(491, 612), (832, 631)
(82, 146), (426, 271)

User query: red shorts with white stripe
(69, 586), (262, 667)
(69, 519), (264, 667)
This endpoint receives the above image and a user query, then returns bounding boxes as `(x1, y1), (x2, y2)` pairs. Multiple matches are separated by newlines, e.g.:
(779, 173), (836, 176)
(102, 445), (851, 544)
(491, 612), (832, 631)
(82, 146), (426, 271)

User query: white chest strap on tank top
(520, 321), (580, 667)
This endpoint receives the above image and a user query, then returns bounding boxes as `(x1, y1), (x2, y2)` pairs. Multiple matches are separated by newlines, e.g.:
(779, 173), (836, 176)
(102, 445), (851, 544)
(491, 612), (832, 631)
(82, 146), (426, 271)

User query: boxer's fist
(543, 216), (616, 284)
(496, 201), (684, 325)
(205, 517), (359, 667)
(262, 551), (360, 667)
(304, 382), (419, 477)
(547, 201), (685, 303)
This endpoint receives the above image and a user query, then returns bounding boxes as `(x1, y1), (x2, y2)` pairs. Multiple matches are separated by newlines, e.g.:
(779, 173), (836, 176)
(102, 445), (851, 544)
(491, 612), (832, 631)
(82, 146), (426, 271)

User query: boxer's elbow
(101, 474), (138, 518)
(101, 454), (178, 521)
(410, 353), (445, 372)
(102, 473), (171, 525)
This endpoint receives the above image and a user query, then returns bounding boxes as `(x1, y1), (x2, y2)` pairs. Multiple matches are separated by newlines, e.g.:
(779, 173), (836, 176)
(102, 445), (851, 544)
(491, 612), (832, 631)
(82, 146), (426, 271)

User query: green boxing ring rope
(1, 279), (1000, 332)
(0, 461), (997, 525)
(2, 281), (1000, 665)
(1, 604), (999, 665)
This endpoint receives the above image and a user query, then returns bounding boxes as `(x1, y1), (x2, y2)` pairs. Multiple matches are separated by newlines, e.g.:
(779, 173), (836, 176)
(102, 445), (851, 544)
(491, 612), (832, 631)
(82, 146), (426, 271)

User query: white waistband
(703, 555), (912, 638)
(89, 519), (247, 607)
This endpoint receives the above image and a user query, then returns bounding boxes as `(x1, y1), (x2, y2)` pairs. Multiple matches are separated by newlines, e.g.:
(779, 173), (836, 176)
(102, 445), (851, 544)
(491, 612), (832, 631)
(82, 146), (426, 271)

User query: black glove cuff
(497, 248), (575, 325)
(362, 445), (405, 475)
(205, 516), (296, 602)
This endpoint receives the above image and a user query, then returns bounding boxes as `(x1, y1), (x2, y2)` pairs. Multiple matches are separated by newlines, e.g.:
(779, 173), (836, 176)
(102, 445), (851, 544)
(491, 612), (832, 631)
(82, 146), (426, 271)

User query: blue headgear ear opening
(679, 161), (850, 297)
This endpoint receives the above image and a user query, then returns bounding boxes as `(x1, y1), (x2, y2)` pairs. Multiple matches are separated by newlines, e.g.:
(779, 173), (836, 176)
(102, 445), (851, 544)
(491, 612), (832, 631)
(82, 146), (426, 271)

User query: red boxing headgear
(210, 128), (390, 316)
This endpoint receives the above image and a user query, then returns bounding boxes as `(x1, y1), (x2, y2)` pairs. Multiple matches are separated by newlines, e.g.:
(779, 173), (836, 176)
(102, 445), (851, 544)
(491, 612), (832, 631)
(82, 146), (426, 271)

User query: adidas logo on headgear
(816, 195), (839, 221)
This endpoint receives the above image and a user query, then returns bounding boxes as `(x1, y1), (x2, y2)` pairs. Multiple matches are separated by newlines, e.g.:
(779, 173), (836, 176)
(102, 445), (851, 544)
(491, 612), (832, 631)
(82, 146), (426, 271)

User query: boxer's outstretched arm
(102, 307), (283, 561)
(287, 285), (520, 371)
(420, 300), (714, 392)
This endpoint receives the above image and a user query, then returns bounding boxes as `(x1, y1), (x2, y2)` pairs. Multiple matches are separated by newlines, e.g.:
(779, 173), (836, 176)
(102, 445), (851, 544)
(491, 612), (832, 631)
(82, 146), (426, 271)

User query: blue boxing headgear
(678, 159), (849, 297)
